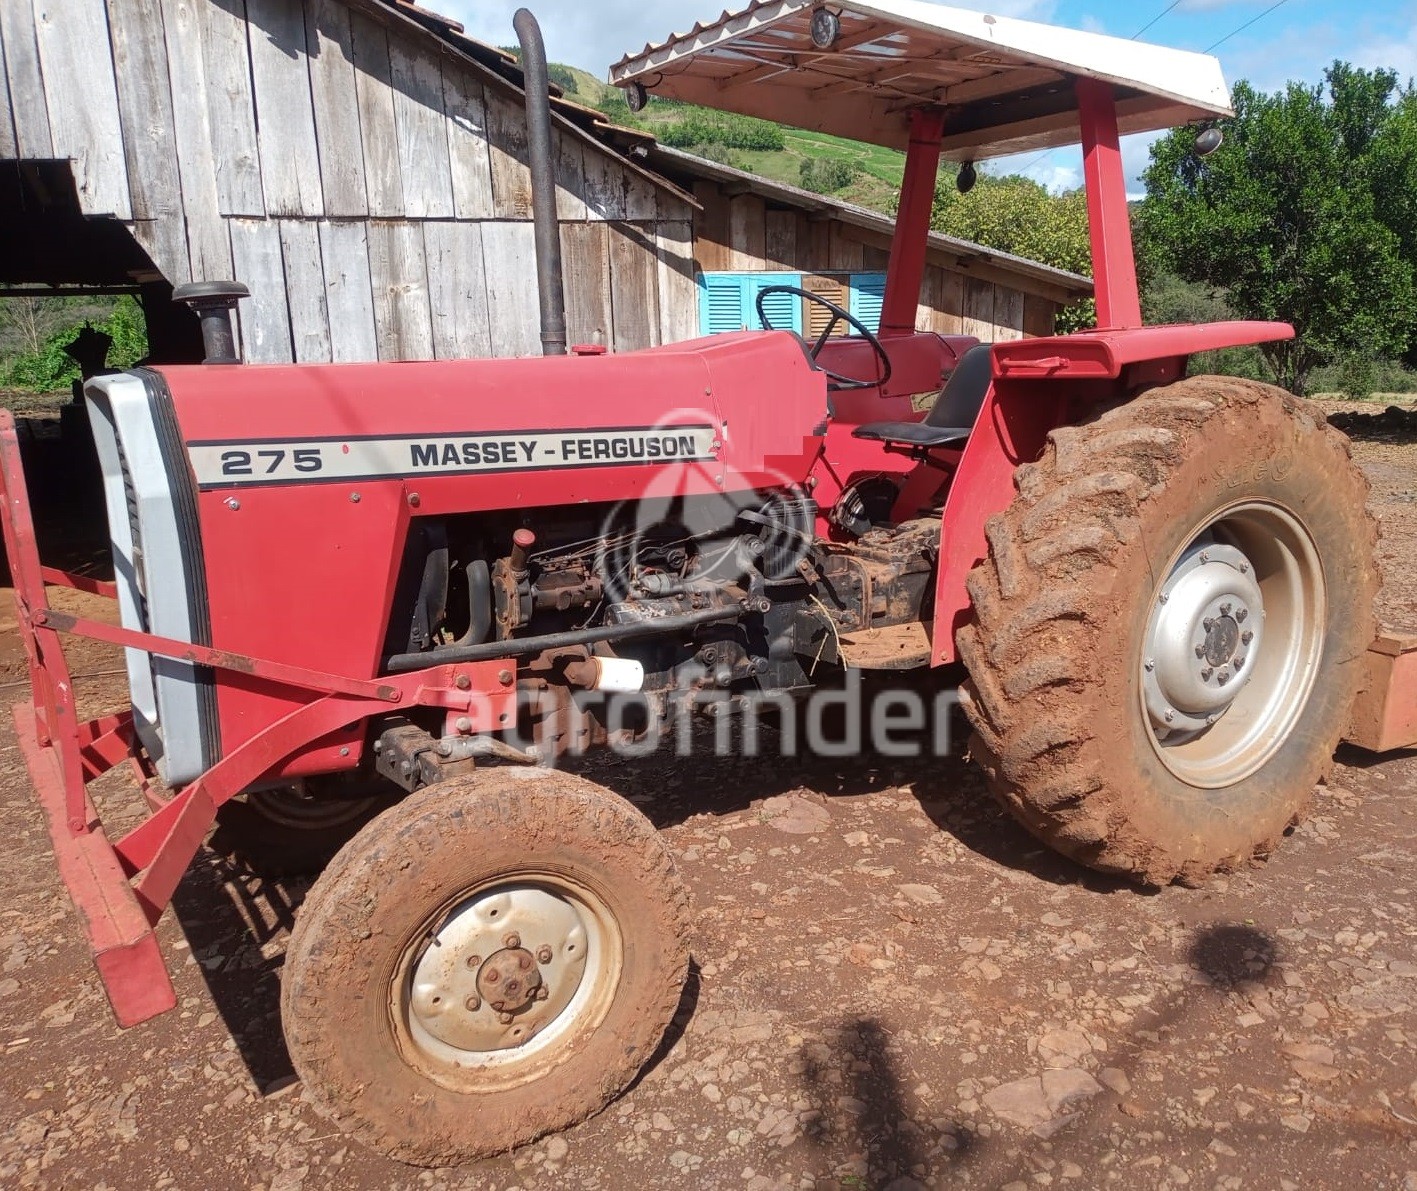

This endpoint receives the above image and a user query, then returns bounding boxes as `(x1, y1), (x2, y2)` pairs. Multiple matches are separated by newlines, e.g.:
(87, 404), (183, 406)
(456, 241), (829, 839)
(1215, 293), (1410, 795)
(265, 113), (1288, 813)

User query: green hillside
(555, 63), (907, 211)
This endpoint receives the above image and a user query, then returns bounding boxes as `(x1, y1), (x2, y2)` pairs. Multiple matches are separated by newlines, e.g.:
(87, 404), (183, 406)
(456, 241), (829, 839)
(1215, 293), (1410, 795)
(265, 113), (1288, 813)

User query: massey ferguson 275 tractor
(5, 0), (1397, 1167)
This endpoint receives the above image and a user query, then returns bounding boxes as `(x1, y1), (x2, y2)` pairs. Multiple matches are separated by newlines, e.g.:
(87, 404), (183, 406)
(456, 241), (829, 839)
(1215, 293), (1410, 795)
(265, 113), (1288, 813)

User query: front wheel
(958, 377), (1378, 885)
(280, 768), (691, 1165)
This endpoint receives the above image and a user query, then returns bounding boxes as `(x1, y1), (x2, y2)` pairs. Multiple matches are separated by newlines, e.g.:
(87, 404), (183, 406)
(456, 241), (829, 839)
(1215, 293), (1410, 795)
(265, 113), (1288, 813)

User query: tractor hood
(609, 0), (1232, 159)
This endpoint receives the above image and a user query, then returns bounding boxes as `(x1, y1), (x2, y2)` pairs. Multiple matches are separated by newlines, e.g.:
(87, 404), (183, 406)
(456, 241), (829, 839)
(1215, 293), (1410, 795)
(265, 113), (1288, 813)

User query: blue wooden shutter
(701, 274), (749, 335)
(748, 275), (802, 333)
(848, 273), (887, 333)
(699, 273), (804, 335)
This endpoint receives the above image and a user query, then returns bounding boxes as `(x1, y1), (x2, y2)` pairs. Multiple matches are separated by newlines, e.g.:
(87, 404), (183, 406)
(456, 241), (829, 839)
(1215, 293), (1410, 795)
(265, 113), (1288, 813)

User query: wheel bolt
(1220, 603), (1232, 616)
(1237, 609), (1248, 623)
(535, 986), (549, 1001)
(537, 946), (553, 964)
(1218, 670), (1230, 686)
(504, 932), (521, 949)
(1242, 630), (1253, 645)
(1201, 668), (1213, 680)
(1204, 618), (1215, 631)
(1234, 654), (1246, 668)
(466, 954), (482, 969)
(499, 1012), (515, 1025)
(465, 994), (481, 1011)
(1194, 645), (1205, 659)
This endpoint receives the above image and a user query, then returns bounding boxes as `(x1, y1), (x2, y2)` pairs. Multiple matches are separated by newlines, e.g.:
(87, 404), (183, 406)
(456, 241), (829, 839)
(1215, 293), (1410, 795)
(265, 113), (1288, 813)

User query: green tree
(2, 296), (148, 392)
(1138, 64), (1417, 395)
(930, 174), (1094, 331)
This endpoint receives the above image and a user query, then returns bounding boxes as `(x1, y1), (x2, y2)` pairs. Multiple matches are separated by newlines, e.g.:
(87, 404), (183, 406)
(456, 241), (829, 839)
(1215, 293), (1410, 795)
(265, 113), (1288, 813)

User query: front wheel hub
(405, 884), (595, 1063)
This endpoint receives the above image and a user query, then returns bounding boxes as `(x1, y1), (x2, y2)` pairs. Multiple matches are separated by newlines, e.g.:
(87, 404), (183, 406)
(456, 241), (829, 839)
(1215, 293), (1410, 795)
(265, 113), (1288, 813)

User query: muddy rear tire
(280, 767), (691, 1165)
(957, 377), (1378, 885)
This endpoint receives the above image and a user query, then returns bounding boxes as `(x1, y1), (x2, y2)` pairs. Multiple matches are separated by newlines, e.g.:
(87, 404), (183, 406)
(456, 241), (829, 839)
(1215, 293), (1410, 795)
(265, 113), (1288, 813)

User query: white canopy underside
(610, 0), (1232, 158)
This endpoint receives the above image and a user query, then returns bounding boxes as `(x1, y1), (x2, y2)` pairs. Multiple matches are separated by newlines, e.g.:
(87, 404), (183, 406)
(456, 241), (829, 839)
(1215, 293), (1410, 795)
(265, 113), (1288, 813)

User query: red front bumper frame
(0, 411), (513, 1027)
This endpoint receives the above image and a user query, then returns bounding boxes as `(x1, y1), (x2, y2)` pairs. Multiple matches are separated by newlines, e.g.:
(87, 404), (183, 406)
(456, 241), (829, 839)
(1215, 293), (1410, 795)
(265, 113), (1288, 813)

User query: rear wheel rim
(1140, 500), (1326, 789)
(392, 874), (622, 1093)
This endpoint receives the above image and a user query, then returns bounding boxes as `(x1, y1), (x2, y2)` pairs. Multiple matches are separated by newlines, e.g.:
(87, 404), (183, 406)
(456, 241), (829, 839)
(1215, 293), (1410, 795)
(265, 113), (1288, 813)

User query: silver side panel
(85, 374), (207, 785)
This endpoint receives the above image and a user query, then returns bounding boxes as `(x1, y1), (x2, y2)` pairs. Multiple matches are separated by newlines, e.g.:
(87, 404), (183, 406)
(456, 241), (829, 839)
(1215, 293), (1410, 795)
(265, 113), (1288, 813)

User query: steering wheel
(755, 285), (893, 392)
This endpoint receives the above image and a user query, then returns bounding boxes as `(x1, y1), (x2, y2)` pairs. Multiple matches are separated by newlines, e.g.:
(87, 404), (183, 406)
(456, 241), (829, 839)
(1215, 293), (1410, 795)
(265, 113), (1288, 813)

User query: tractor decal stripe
(185, 426), (721, 490)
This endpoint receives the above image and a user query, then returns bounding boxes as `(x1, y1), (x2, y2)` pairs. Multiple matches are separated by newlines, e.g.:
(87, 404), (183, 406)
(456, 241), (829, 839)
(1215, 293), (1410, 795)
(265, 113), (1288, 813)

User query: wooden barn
(0, 0), (1090, 366)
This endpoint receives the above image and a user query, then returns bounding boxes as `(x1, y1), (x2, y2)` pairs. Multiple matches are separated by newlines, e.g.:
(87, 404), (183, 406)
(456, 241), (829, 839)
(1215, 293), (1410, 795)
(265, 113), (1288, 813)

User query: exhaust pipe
(513, 8), (568, 357)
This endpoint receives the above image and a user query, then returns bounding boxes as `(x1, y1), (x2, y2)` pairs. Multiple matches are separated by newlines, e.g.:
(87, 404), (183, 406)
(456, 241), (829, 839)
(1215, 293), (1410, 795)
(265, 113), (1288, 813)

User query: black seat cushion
(852, 343), (993, 449)
(851, 421), (972, 447)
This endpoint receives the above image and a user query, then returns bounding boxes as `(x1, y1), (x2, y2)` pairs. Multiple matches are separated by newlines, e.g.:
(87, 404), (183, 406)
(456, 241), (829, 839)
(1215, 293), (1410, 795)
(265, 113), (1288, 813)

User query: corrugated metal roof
(609, 0), (1232, 157)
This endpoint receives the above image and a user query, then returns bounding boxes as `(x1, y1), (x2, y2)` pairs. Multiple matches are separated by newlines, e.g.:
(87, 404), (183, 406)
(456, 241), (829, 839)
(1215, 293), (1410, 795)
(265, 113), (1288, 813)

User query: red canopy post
(1078, 78), (1142, 329)
(881, 107), (946, 337)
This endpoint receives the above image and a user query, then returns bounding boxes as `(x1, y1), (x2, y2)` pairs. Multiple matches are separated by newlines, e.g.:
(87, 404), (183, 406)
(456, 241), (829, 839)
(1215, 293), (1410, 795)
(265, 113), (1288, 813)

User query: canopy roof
(609, 0), (1231, 158)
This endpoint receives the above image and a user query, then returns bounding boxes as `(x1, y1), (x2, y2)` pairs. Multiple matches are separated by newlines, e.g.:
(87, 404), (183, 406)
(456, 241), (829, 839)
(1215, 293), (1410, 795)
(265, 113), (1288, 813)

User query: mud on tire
(280, 768), (692, 1165)
(957, 377), (1378, 885)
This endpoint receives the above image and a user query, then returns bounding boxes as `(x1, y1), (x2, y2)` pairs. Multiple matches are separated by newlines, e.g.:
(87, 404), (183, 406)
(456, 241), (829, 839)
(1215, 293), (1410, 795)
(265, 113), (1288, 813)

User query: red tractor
(4, 0), (1396, 1167)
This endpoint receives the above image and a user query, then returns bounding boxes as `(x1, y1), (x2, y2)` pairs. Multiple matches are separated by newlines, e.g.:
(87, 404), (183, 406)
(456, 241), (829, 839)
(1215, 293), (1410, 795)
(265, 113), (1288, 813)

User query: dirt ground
(1, 401), (1415, 1190)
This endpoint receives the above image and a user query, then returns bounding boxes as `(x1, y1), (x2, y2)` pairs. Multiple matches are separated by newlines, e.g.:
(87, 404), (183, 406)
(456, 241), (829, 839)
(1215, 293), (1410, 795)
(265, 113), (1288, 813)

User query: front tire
(280, 768), (692, 1165)
(958, 377), (1377, 885)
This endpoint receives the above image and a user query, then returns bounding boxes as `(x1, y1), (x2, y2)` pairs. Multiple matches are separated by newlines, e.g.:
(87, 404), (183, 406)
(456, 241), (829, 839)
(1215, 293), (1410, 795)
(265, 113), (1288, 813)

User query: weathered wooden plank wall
(0, 0), (695, 363)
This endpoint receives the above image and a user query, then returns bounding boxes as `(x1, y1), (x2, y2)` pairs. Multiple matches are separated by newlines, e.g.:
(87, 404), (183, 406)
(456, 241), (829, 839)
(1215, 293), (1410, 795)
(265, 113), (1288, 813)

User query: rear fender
(930, 322), (1295, 664)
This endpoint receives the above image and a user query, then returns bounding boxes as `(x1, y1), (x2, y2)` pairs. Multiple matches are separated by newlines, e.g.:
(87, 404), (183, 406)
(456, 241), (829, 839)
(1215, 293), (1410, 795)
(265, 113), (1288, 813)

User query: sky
(435, 0), (1416, 194)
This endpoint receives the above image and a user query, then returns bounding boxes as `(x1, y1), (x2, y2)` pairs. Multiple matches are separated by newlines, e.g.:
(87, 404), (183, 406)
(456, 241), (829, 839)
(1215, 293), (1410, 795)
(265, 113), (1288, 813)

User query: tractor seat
(852, 343), (993, 449)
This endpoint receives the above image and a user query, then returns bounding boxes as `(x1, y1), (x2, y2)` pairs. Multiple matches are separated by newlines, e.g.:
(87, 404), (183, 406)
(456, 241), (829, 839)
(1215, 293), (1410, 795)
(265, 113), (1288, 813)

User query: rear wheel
(280, 767), (691, 1165)
(958, 377), (1377, 885)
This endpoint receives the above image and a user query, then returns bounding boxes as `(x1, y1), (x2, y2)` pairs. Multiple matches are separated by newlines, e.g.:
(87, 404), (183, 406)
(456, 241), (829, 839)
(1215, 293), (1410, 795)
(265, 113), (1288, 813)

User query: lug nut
(484, 968), (500, 984)
(504, 932), (521, 949)
(466, 953), (482, 969)
(465, 994), (481, 1012)
(1144, 658), (1155, 672)
(1218, 670), (1230, 686)
(1234, 654), (1246, 667)
(1201, 668), (1213, 680)
(1199, 551), (1210, 563)
(1220, 602), (1232, 616)
(499, 1012), (515, 1025)
(1239, 563), (1250, 574)
(518, 953), (533, 970)
(1204, 618), (1215, 631)
(1194, 645), (1205, 659)
(491, 1000), (506, 1012)
(1164, 710), (1175, 724)
(1242, 630), (1254, 645)
(537, 946), (553, 964)
(535, 986), (549, 1001)
(1236, 608), (1248, 623)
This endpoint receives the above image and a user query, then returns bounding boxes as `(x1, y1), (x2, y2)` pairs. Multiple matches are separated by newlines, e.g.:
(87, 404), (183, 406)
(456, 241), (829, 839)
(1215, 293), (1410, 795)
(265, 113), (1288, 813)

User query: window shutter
(701, 274), (749, 335)
(849, 273), (887, 333)
(700, 272), (804, 335)
(750, 275), (802, 334)
(803, 275), (849, 340)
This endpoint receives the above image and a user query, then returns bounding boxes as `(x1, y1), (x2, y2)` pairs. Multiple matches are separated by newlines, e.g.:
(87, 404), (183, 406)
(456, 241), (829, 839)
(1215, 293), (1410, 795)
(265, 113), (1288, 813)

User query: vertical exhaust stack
(173, 281), (250, 364)
(514, 8), (569, 357)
